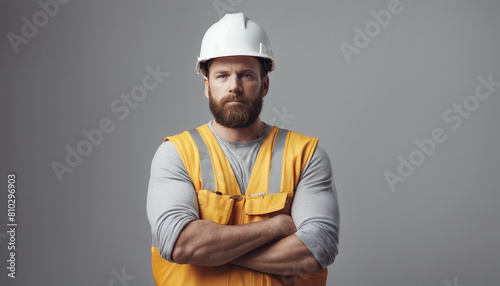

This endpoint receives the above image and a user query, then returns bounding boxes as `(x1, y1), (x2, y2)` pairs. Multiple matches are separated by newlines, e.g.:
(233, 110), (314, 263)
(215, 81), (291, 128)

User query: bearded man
(147, 13), (340, 286)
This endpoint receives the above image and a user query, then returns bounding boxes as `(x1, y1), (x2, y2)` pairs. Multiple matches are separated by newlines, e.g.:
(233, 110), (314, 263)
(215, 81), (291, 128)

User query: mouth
(222, 94), (248, 106)
(224, 99), (245, 105)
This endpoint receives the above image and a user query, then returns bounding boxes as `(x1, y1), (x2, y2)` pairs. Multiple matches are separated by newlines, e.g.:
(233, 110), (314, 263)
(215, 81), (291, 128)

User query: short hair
(201, 57), (272, 79)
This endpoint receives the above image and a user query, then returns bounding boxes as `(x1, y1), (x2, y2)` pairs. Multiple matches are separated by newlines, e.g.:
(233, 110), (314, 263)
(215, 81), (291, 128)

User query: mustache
(220, 94), (250, 104)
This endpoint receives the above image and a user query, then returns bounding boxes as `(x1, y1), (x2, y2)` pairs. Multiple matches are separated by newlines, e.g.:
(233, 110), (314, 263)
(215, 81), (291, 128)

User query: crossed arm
(172, 214), (323, 275)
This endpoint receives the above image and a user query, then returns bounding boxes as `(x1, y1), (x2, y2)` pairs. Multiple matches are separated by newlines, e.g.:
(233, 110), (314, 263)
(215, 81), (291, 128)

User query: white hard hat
(196, 13), (275, 75)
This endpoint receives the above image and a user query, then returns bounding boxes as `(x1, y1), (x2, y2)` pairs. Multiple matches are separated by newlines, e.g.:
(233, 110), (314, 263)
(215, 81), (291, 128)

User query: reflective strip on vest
(189, 127), (289, 195)
(268, 128), (288, 195)
(188, 128), (216, 191)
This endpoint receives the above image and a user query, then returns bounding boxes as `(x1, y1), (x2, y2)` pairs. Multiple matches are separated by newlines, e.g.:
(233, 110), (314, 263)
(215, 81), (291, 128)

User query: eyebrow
(212, 69), (257, 74)
(238, 69), (257, 74)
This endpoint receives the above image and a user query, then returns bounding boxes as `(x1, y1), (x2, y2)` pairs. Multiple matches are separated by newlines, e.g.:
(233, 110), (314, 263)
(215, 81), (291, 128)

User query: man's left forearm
(230, 234), (323, 275)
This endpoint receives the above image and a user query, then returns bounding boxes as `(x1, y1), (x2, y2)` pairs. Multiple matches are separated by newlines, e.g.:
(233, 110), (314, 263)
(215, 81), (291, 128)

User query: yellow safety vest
(151, 124), (328, 286)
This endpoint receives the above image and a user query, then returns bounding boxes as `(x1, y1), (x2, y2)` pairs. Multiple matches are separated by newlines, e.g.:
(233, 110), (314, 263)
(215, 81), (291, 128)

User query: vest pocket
(196, 189), (234, 225)
(245, 192), (290, 215)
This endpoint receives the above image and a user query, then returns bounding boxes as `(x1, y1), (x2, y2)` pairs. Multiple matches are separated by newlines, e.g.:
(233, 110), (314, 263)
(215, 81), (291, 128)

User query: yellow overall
(151, 124), (328, 285)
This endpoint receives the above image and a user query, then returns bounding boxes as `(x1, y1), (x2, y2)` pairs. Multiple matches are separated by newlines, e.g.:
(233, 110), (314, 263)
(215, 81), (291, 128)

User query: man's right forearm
(171, 214), (296, 267)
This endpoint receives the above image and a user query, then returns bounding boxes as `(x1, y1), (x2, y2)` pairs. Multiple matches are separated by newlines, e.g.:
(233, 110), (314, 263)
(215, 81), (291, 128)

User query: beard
(208, 86), (264, 128)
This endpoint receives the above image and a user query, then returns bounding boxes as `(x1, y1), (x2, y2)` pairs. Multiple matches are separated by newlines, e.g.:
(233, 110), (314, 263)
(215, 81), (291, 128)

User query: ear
(261, 75), (270, 97)
(204, 77), (209, 99)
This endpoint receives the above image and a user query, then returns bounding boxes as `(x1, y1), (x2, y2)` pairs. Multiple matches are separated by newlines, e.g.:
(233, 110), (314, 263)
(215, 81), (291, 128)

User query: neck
(211, 118), (265, 142)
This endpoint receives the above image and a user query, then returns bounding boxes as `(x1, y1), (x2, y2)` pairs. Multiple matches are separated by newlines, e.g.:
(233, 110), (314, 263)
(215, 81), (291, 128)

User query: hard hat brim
(196, 54), (275, 75)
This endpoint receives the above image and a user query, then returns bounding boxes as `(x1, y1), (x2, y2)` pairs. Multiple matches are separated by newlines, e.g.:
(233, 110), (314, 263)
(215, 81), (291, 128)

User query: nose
(228, 75), (242, 94)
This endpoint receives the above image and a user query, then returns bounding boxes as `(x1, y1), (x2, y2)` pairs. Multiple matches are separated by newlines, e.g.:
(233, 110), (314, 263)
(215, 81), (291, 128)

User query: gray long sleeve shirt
(147, 121), (340, 268)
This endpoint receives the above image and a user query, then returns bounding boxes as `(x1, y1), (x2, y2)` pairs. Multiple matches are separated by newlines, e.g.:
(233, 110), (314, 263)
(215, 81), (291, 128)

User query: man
(147, 13), (339, 285)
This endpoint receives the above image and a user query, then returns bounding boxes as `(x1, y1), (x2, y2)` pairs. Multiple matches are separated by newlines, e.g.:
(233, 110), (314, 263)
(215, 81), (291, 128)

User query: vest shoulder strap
(281, 130), (319, 192)
(163, 126), (318, 195)
(164, 130), (202, 190)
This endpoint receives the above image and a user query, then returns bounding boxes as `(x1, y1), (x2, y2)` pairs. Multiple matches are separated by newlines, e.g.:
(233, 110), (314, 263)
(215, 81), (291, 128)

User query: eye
(216, 74), (227, 79)
(241, 73), (253, 79)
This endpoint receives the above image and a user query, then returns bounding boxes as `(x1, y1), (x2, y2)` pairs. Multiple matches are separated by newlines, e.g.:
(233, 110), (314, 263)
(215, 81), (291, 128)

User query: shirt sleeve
(292, 144), (340, 268)
(146, 141), (199, 262)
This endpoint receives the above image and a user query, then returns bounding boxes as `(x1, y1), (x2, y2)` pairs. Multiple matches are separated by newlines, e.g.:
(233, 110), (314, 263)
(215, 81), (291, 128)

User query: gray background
(1, 0), (499, 285)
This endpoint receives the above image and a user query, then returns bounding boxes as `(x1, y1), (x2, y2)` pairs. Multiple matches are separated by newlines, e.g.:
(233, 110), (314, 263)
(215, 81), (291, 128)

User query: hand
(273, 196), (293, 216)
